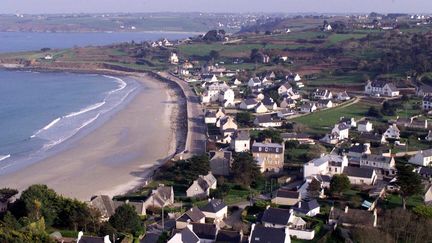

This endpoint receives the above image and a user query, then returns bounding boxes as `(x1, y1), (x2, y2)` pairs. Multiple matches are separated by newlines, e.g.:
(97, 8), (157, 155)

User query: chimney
(344, 206), (349, 213)
(103, 235), (111, 243)
(190, 207), (193, 212)
(298, 201), (302, 209)
(77, 231), (83, 242)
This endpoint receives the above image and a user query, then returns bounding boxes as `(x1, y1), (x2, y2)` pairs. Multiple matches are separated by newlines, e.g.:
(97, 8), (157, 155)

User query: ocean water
(0, 31), (191, 173)
(0, 71), (140, 172)
(0, 31), (193, 53)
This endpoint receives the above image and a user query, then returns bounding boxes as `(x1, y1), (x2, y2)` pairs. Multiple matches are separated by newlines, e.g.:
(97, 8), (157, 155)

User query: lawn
(383, 194), (424, 209)
(178, 42), (292, 57)
(310, 72), (370, 86)
(291, 100), (370, 134)
(326, 33), (367, 45)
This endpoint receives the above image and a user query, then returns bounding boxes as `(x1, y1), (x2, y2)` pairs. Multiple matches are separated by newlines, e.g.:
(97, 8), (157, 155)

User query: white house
(168, 225), (199, 243)
(337, 91), (351, 101)
(219, 88), (235, 108)
(249, 224), (291, 243)
(423, 96), (432, 110)
(358, 120), (373, 132)
(360, 154), (396, 175)
(343, 167), (377, 185)
(44, 54), (53, 60)
(175, 207), (206, 229)
(300, 102), (317, 113)
(409, 149), (432, 166)
(331, 122), (350, 140)
(317, 100), (333, 109)
(303, 154), (348, 179)
(248, 77), (262, 88)
(280, 98), (297, 109)
(239, 98), (259, 110)
(313, 89), (333, 100)
(364, 80), (399, 97)
(277, 108), (296, 119)
(169, 53), (179, 64)
(278, 83), (293, 96)
(254, 114), (283, 128)
(293, 199), (321, 217)
(200, 199), (228, 223)
(231, 130), (251, 152)
(201, 82), (229, 104)
(254, 102), (269, 113)
(261, 96), (278, 110)
(383, 124), (400, 141)
(186, 172), (217, 199)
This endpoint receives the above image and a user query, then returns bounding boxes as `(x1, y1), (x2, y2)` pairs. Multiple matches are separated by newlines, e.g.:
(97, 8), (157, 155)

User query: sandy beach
(0, 73), (183, 201)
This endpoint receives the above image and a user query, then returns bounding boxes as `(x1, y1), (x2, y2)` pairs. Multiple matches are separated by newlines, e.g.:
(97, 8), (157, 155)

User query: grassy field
(310, 72), (369, 86)
(382, 194), (424, 209)
(291, 100), (371, 133)
(326, 33), (368, 45)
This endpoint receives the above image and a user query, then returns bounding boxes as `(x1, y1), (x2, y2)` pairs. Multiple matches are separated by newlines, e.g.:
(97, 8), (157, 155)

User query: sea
(0, 31), (191, 173)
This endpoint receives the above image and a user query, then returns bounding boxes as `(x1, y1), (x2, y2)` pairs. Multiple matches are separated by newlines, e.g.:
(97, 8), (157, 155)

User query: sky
(1, 0), (431, 14)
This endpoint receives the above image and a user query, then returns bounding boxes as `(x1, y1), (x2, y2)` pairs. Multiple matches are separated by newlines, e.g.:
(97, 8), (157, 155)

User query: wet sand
(0, 73), (181, 200)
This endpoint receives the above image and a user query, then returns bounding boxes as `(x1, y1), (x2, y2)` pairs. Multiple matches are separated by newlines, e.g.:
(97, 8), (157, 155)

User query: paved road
(158, 72), (206, 157)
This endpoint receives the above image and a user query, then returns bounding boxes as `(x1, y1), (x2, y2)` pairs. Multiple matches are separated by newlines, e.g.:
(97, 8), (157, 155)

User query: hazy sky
(2, 0), (431, 14)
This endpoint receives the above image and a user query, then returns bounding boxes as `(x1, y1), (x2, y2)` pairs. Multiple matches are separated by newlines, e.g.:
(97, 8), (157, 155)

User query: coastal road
(157, 71), (206, 157)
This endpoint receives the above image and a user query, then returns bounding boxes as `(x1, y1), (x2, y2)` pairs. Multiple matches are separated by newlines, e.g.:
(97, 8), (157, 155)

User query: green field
(326, 33), (368, 45)
(292, 100), (370, 133)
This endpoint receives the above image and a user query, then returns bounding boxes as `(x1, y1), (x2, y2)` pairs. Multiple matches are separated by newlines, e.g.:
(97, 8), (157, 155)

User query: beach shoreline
(0, 71), (188, 201)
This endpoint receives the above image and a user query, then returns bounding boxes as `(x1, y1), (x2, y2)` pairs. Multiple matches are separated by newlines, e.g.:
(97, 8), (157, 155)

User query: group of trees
(0, 185), (144, 242)
(155, 155), (210, 191)
(358, 31), (432, 76)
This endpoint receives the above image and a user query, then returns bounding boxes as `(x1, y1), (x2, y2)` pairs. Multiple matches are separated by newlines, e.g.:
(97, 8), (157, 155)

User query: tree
(19, 185), (59, 226)
(395, 164), (422, 209)
(413, 205), (432, 219)
(109, 204), (143, 237)
(236, 112), (253, 127)
(330, 174), (351, 195)
(231, 153), (262, 188)
(209, 50), (220, 61)
(307, 178), (322, 198)
(366, 106), (382, 118)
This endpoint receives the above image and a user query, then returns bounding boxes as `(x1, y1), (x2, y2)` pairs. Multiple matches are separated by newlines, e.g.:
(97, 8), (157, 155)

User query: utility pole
(162, 205), (165, 230)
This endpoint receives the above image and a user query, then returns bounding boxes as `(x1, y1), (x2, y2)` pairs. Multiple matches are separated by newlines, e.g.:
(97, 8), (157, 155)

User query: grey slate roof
(419, 166), (432, 176)
(78, 236), (105, 243)
(349, 144), (367, 154)
(191, 223), (217, 240)
(216, 230), (242, 242)
(177, 207), (205, 223)
(361, 154), (392, 164)
(275, 189), (299, 199)
(418, 149), (432, 157)
(250, 225), (287, 243)
(233, 130), (250, 140)
(179, 227), (200, 243)
(261, 207), (291, 225)
(255, 114), (281, 124)
(343, 166), (375, 179)
(200, 199), (227, 213)
(293, 199), (320, 215)
(243, 98), (258, 105)
(262, 97), (275, 106)
(252, 142), (284, 154)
